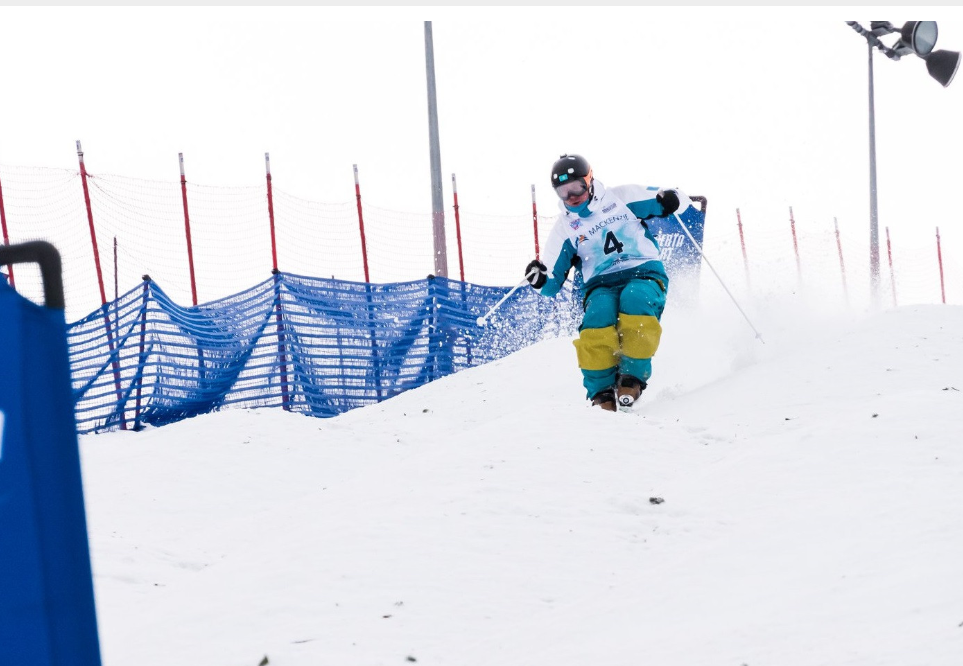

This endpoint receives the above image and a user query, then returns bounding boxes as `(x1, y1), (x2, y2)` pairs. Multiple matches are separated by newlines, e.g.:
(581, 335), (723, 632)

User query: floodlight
(900, 21), (938, 56)
(870, 21), (897, 36)
(845, 20), (959, 307)
(925, 49), (961, 87)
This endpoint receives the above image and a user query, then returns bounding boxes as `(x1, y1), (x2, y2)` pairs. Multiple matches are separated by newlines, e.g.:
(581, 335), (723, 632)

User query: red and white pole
(885, 226), (897, 307)
(936, 226), (946, 305)
(265, 153), (278, 273)
(353, 164), (370, 282)
(834, 217), (849, 306)
(0, 170), (13, 287)
(77, 141), (108, 305)
(531, 185), (540, 259)
(77, 141), (126, 429)
(265, 153), (289, 408)
(452, 173), (465, 282)
(179, 153), (199, 305)
(736, 208), (750, 289)
(789, 206), (801, 284)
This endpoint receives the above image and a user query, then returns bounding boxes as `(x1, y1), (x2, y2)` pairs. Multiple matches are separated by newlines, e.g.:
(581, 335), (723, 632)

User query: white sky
(79, 299), (963, 664)
(1, 6), (962, 303)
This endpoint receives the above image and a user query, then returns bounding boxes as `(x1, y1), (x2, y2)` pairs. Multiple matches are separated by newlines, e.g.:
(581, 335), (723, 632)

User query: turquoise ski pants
(572, 278), (667, 399)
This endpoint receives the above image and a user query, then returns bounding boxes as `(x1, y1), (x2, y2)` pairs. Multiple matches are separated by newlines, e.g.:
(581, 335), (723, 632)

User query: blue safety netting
(67, 273), (583, 434)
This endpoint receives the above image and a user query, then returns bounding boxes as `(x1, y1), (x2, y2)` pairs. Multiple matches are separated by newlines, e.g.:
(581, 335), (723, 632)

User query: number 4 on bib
(603, 231), (624, 254)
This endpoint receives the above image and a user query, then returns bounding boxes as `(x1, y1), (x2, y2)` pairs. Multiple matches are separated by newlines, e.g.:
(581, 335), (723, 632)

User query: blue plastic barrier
(0, 242), (102, 666)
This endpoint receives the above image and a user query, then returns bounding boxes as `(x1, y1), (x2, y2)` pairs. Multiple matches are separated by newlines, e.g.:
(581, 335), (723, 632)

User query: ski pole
(476, 268), (538, 327)
(672, 212), (765, 343)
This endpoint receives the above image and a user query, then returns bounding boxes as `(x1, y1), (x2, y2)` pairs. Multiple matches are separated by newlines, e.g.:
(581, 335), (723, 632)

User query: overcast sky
(2, 6), (962, 295)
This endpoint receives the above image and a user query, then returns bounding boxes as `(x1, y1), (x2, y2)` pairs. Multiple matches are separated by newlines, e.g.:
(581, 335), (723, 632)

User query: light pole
(424, 21), (448, 278)
(845, 21), (960, 306)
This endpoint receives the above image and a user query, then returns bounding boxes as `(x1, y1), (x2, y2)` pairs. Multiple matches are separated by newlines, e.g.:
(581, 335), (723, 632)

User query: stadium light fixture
(925, 49), (961, 87)
(900, 21), (938, 56)
(845, 21), (959, 306)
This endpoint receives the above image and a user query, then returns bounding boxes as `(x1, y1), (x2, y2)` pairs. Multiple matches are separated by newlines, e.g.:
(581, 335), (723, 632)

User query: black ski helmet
(551, 154), (592, 189)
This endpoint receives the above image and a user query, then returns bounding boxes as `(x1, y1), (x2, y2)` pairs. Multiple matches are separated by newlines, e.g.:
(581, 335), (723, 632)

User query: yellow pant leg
(617, 313), (663, 360)
(572, 325), (620, 371)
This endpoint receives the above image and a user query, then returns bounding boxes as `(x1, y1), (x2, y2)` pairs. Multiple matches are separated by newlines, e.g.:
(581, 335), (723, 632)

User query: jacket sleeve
(611, 184), (664, 220)
(536, 223), (577, 298)
(612, 184), (692, 220)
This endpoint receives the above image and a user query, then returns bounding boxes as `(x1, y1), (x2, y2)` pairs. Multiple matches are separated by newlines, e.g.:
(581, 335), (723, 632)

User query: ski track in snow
(80, 301), (963, 666)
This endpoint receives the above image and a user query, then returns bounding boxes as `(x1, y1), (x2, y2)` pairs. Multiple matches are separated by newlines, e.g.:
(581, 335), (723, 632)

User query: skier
(525, 154), (689, 412)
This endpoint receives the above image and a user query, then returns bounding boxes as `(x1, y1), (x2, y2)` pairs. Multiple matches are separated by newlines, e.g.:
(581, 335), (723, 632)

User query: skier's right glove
(525, 259), (548, 289)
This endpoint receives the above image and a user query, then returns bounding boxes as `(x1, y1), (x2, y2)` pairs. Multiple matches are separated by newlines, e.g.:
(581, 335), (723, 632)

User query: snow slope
(80, 300), (963, 666)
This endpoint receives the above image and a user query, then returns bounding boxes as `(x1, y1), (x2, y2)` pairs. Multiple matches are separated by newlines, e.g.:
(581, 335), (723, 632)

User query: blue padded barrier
(0, 242), (102, 666)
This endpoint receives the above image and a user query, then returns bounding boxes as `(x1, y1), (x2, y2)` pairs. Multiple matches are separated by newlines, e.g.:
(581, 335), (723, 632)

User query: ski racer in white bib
(524, 154), (690, 412)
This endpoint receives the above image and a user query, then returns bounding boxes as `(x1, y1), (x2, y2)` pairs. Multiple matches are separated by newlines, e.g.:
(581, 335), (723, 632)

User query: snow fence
(66, 272), (582, 434)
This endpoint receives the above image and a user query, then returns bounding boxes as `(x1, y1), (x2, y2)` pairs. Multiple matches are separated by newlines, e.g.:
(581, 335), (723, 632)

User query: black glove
(525, 259), (548, 289)
(656, 189), (681, 217)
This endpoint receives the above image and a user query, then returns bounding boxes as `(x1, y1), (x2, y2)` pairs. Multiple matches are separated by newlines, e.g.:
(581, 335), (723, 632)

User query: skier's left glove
(525, 259), (548, 289)
(656, 189), (681, 217)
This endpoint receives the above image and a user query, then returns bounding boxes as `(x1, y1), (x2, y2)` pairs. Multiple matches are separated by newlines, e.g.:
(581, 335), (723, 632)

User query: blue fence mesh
(67, 273), (582, 434)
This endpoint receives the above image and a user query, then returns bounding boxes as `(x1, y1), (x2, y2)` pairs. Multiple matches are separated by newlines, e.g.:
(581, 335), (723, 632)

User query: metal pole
(936, 226), (946, 304)
(134, 276), (150, 430)
(531, 185), (540, 259)
(424, 21), (448, 277)
(868, 41), (881, 307)
(672, 212), (764, 343)
(265, 152), (278, 273)
(265, 152), (289, 409)
(77, 140), (108, 305)
(476, 269), (538, 327)
(834, 217), (850, 307)
(353, 164), (371, 282)
(736, 207), (750, 290)
(179, 153), (199, 305)
(77, 140), (127, 429)
(789, 206), (802, 284)
(273, 270), (290, 411)
(452, 173), (465, 282)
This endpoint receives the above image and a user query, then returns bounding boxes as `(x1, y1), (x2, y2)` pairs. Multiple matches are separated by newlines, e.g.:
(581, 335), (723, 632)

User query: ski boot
(591, 388), (617, 412)
(616, 375), (646, 408)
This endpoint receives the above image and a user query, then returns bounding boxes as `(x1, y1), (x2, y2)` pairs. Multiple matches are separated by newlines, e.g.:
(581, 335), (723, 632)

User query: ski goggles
(554, 177), (589, 201)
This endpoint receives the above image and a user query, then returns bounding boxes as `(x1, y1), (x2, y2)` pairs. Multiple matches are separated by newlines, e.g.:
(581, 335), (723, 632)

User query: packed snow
(80, 297), (963, 666)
